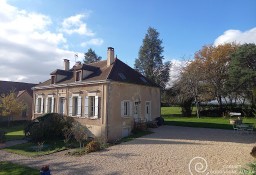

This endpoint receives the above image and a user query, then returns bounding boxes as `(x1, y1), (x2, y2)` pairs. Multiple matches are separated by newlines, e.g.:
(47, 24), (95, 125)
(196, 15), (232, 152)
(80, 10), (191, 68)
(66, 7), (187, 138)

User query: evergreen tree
(134, 27), (170, 89)
(83, 48), (102, 64)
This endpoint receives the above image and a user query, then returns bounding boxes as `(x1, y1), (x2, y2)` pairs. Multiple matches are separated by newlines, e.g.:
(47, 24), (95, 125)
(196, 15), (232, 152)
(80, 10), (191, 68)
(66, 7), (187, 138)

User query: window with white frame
(121, 100), (132, 117)
(145, 101), (151, 120)
(85, 96), (99, 118)
(75, 71), (82, 81)
(35, 96), (43, 114)
(134, 102), (139, 114)
(59, 97), (65, 114)
(69, 95), (82, 117)
(45, 95), (55, 113)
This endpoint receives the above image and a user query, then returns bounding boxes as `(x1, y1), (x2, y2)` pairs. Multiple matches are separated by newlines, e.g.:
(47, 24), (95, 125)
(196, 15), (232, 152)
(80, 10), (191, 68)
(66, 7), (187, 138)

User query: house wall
(33, 82), (160, 142)
(33, 83), (108, 138)
(15, 91), (33, 121)
(107, 82), (160, 141)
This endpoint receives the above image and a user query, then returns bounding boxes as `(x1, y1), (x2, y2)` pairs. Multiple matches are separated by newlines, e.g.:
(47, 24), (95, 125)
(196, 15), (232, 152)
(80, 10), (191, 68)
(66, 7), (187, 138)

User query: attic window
(75, 71), (82, 82)
(51, 76), (56, 84)
(118, 73), (126, 80)
(140, 77), (147, 83)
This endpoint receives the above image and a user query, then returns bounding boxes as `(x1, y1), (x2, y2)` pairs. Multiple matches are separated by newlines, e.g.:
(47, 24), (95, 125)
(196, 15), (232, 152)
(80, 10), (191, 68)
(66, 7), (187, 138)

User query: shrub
(155, 116), (164, 126)
(240, 161), (256, 174)
(0, 130), (6, 143)
(251, 146), (256, 158)
(85, 140), (101, 153)
(71, 122), (88, 149)
(25, 113), (75, 142)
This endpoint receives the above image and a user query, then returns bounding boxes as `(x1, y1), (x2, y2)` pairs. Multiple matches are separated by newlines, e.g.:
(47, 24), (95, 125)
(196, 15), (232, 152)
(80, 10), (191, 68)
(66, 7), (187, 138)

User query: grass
(161, 107), (256, 130)
(3, 140), (68, 156)
(1, 123), (26, 141)
(0, 161), (38, 175)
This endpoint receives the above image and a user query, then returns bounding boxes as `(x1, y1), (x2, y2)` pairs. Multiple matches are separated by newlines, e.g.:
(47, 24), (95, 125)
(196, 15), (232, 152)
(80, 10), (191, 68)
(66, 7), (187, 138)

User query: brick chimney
(107, 47), (114, 66)
(64, 59), (70, 70)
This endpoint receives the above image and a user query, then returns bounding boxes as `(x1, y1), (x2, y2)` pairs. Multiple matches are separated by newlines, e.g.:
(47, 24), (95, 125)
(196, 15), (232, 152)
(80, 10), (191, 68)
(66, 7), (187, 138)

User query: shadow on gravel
(143, 126), (256, 144)
(119, 126), (255, 145)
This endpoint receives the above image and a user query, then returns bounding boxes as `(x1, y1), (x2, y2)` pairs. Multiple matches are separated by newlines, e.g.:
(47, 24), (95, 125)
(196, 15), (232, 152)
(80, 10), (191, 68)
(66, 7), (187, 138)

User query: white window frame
(35, 95), (44, 114)
(69, 94), (82, 117)
(45, 95), (55, 113)
(85, 95), (99, 119)
(145, 101), (151, 121)
(121, 100), (132, 117)
(58, 97), (65, 114)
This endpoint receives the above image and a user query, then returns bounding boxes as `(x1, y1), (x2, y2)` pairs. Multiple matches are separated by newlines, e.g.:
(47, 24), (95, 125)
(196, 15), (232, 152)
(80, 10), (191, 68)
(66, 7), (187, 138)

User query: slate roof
(0, 80), (37, 96)
(36, 58), (159, 88)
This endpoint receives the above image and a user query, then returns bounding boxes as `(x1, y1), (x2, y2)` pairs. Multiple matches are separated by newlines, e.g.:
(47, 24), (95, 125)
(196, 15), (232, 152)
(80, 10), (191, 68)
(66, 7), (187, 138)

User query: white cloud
(0, 0), (83, 83)
(165, 59), (190, 88)
(214, 27), (256, 46)
(80, 38), (104, 47)
(60, 14), (94, 36)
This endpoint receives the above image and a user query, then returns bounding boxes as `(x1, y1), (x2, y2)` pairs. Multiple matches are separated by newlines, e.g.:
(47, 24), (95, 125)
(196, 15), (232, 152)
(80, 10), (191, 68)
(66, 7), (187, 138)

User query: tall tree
(83, 48), (102, 64)
(134, 27), (170, 89)
(194, 43), (238, 111)
(0, 91), (26, 126)
(228, 43), (256, 111)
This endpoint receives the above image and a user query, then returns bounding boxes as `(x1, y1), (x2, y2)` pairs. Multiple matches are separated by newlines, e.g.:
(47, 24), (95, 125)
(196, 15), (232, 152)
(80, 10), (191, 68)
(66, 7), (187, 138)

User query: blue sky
(1, 0), (256, 83)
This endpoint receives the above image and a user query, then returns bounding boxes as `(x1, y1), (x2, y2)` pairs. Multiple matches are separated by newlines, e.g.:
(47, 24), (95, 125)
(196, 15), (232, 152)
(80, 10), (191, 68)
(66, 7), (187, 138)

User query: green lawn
(161, 107), (256, 130)
(3, 140), (68, 156)
(1, 124), (25, 141)
(0, 161), (38, 175)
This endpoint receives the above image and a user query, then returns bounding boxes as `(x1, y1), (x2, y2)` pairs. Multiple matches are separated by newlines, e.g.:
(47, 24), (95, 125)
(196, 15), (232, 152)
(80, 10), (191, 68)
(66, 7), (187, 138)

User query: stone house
(32, 47), (160, 141)
(0, 80), (36, 121)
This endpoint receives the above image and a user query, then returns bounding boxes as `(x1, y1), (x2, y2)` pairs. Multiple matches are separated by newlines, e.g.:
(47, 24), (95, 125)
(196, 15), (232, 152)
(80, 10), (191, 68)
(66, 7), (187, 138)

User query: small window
(36, 96), (43, 114)
(76, 71), (82, 81)
(134, 102), (139, 115)
(47, 97), (52, 113)
(59, 97), (65, 114)
(118, 73), (126, 80)
(140, 77), (147, 83)
(69, 95), (82, 117)
(51, 76), (55, 84)
(73, 97), (78, 115)
(121, 100), (131, 117)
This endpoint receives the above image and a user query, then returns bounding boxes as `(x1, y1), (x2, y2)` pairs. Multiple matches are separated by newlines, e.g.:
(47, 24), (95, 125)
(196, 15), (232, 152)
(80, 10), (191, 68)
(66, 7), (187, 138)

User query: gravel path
(1, 126), (255, 175)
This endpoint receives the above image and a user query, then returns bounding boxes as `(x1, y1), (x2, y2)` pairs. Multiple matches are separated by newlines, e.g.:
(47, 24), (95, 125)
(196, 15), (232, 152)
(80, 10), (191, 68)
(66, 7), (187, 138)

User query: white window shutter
(77, 96), (82, 117)
(95, 96), (99, 118)
(149, 102), (151, 116)
(45, 98), (48, 113)
(41, 98), (44, 114)
(63, 99), (65, 114)
(121, 101), (124, 117)
(69, 97), (72, 116)
(84, 96), (89, 117)
(129, 101), (133, 117)
(51, 97), (55, 113)
(35, 98), (38, 113)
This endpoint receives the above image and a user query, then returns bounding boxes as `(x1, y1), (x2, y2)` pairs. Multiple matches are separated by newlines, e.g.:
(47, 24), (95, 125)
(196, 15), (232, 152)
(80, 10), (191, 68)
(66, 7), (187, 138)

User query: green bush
(0, 130), (6, 143)
(251, 146), (256, 158)
(240, 161), (256, 175)
(25, 113), (75, 142)
(85, 140), (101, 153)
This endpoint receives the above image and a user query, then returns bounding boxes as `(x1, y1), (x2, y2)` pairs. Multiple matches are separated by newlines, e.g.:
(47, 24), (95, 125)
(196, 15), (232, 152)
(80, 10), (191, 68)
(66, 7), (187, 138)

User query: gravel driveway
(1, 126), (255, 175)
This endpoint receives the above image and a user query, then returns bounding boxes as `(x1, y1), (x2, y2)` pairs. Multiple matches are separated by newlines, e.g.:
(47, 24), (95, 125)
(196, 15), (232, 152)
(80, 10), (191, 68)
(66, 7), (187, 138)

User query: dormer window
(51, 76), (56, 84)
(75, 71), (82, 82)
